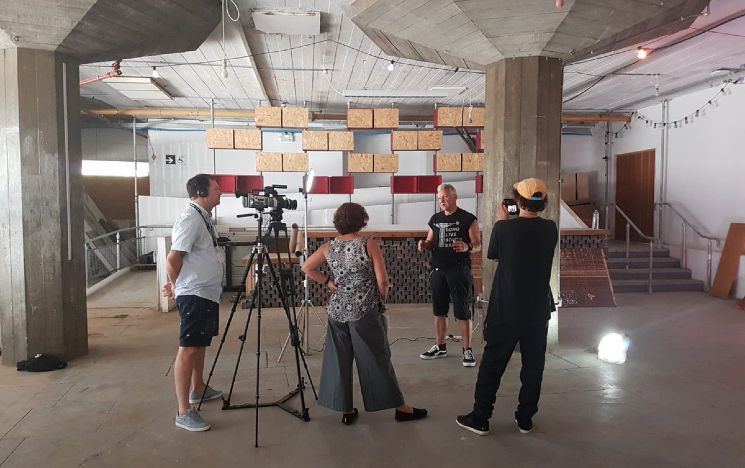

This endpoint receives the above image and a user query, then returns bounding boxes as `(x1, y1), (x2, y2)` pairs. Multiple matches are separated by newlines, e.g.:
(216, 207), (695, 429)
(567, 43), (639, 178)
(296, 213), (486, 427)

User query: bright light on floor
(598, 333), (630, 364)
(82, 160), (149, 177)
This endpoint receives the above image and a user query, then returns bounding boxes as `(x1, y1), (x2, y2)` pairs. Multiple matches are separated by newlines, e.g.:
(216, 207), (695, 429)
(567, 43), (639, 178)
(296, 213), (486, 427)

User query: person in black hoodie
(456, 177), (558, 436)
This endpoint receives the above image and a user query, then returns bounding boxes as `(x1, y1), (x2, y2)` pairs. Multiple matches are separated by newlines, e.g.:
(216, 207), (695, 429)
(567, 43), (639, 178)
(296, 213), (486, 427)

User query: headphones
(188, 174), (210, 198)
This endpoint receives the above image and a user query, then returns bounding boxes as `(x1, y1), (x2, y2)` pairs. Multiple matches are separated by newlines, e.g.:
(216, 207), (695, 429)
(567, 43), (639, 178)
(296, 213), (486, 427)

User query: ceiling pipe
(83, 108), (631, 124)
(79, 60), (122, 87)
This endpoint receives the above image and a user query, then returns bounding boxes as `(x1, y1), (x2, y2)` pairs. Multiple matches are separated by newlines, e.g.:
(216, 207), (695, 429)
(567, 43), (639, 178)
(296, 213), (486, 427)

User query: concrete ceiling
(77, 0), (745, 116)
(0, 0), (222, 63)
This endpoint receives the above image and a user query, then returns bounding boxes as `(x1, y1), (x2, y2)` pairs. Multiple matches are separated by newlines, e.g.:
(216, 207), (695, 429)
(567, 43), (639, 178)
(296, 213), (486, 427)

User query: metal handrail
(655, 202), (722, 290)
(605, 203), (655, 294)
(86, 224), (172, 244)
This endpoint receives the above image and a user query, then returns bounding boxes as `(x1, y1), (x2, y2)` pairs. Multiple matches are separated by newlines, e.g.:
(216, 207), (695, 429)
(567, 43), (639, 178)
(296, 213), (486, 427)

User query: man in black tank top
(417, 184), (481, 367)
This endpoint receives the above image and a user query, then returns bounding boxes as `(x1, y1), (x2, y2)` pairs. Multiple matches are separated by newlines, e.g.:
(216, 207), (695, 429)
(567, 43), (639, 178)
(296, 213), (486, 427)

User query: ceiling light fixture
(387, 60), (395, 72)
(151, 66), (160, 79)
(637, 47), (649, 60)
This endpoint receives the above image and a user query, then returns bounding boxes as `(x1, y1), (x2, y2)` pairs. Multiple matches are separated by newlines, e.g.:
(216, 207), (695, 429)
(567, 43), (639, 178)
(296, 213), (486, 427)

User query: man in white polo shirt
(162, 174), (224, 432)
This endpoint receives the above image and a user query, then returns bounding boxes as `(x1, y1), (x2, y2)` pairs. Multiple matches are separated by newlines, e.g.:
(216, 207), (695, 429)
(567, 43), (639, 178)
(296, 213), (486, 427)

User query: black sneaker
(515, 412), (533, 434)
(420, 344), (447, 360)
(456, 413), (489, 436)
(462, 348), (476, 367)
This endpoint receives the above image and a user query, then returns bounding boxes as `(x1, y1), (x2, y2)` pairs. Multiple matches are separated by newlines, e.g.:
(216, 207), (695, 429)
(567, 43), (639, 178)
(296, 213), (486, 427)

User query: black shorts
(176, 295), (219, 347)
(430, 264), (473, 320)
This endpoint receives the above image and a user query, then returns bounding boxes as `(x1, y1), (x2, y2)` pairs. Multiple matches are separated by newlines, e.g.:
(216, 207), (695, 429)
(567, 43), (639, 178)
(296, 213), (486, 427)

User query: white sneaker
(175, 408), (211, 432)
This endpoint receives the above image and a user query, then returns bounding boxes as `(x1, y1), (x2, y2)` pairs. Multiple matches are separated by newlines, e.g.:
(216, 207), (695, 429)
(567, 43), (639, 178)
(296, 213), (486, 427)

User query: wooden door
(615, 150), (655, 241)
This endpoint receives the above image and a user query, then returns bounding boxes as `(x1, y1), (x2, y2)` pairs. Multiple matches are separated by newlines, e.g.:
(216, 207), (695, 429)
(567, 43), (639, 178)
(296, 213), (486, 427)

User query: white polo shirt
(171, 202), (224, 303)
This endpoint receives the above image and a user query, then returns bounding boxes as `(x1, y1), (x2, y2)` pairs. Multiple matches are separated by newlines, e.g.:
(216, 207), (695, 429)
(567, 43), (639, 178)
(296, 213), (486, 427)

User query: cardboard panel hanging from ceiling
(283, 152), (309, 172)
(234, 129), (262, 150)
(434, 107), (463, 128)
(418, 130), (443, 150)
(282, 107), (309, 128)
(206, 128), (234, 149)
(462, 107), (485, 127)
(256, 152), (283, 171)
(462, 153), (484, 172)
(348, 153), (374, 172)
(373, 108), (399, 128)
(328, 131), (355, 151)
(391, 131), (418, 151)
(255, 107), (282, 127)
(302, 131), (328, 151)
(347, 109), (373, 129)
(373, 154), (399, 173)
(434, 153), (462, 172)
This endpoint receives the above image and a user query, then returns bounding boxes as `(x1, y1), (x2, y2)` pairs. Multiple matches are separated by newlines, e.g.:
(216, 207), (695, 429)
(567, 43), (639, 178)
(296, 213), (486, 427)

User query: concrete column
(481, 56), (562, 346)
(0, 48), (87, 364)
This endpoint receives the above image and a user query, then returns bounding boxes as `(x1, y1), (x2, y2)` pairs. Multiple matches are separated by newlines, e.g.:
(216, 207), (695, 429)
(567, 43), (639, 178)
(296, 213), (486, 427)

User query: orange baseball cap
(513, 177), (548, 200)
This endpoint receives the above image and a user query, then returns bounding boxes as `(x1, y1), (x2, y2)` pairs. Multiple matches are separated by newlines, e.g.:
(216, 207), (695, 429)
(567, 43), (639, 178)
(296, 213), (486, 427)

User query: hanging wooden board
(391, 131), (418, 151)
(418, 130), (443, 150)
(255, 107), (282, 127)
(302, 131), (328, 151)
(347, 109), (373, 129)
(462, 152), (484, 172)
(374, 108), (399, 128)
(206, 128), (234, 149)
(283, 152), (309, 172)
(462, 106), (485, 127)
(434, 107), (463, 128)
(373, 154), (399, 173)
(234, 129), (262, 150)
(282, 107), (309, 128)
(348, 153), (374, 172)
(256, 152), (283, 171)
(434, 153), (462, 172)
(328, 131), (355, 151)
(711, 223), (745, 298)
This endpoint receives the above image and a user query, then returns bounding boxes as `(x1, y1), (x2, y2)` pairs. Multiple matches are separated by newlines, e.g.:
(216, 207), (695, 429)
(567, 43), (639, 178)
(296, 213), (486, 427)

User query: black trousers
(472, 321), (549, 422)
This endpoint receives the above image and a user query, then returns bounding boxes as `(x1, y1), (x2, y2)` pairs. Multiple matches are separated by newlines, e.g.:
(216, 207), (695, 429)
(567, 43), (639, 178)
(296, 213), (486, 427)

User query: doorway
(615, 149), (655, 241)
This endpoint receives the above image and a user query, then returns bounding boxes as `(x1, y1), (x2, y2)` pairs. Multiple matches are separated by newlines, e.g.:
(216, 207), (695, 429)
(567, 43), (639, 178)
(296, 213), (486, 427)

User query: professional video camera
(236, 184), (298, 212)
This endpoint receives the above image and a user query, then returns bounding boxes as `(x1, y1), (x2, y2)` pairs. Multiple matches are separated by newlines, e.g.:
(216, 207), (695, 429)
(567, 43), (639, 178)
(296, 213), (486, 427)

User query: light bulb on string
(637, 47), (649, 60)
(387, 60), (395, 72)
(151, 67), (160, 79)
(222, 58), (229, 79)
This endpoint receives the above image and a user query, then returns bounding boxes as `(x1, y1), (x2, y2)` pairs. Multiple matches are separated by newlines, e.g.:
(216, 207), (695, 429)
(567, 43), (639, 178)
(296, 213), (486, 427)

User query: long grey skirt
(318, 310), (405, 412)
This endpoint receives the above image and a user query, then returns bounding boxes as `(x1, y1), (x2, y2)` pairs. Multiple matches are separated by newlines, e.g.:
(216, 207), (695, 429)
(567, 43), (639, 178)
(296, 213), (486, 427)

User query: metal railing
(85, 224), (172, 288)
(605, 203), (656, 293)
(655, 202), (722, 291)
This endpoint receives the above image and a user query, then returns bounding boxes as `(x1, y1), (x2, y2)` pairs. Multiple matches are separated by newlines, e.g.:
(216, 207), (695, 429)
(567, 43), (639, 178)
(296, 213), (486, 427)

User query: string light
(151, 66), (160, 79)
(387, 60), (395, 72)
(637, 47), (649, 59)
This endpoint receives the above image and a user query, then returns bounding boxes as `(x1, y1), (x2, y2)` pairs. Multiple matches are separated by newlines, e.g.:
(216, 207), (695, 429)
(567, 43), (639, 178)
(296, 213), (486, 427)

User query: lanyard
(190, 203), (217, 247)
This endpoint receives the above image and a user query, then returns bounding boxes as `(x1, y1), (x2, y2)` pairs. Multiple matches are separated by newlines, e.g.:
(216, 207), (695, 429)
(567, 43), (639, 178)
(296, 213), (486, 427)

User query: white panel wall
(562, 84), (745, 296)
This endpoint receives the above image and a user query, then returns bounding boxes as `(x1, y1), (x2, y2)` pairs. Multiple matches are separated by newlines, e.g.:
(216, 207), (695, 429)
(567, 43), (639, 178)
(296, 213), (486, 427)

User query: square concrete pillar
(480, 56), (562, 347)
(0, 48), (87, 364)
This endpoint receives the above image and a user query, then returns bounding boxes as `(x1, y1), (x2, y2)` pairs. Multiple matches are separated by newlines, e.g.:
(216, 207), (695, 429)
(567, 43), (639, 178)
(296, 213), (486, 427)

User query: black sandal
(342, 408), (358, 425)
(395, 407), (428, 422)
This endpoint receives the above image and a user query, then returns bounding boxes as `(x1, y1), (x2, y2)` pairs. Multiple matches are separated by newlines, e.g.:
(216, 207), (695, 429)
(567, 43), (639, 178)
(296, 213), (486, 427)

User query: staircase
(606, 240), (704, 293)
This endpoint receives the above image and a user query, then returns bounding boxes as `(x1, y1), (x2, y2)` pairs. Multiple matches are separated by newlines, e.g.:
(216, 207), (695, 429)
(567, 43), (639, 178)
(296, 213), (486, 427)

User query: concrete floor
(1, 271), (744, 467)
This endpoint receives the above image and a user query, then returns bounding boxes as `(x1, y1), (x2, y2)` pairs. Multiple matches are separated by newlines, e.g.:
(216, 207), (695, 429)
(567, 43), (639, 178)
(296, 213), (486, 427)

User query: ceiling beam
(83, 108), (631, 124)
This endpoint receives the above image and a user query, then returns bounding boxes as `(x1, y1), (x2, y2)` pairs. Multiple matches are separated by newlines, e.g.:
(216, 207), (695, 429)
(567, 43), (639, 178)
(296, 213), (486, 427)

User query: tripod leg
(199, 247), (256, 411)
(225, 281), (257, 406)
(264, 254), (310, 421)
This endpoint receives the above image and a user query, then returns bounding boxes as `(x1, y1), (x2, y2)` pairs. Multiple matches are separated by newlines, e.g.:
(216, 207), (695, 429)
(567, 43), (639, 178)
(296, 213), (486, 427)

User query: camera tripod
(199, 210), (316, 448)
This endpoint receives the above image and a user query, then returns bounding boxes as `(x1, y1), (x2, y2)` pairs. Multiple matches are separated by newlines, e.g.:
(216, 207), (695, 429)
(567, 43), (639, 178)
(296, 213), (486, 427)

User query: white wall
(566, 83), (745, 296)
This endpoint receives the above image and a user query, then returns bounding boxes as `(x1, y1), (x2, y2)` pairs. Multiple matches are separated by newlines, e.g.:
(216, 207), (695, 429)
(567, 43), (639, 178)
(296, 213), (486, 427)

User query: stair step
(612, 278), (705, 293)
(606, 247), (670, 258)
(606, 257), (680, 269)
(609, 268), (693, 280)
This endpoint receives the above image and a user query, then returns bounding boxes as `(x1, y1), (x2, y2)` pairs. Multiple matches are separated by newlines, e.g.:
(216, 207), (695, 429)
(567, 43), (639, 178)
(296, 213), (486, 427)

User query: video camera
(236, 184), (298, 212)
